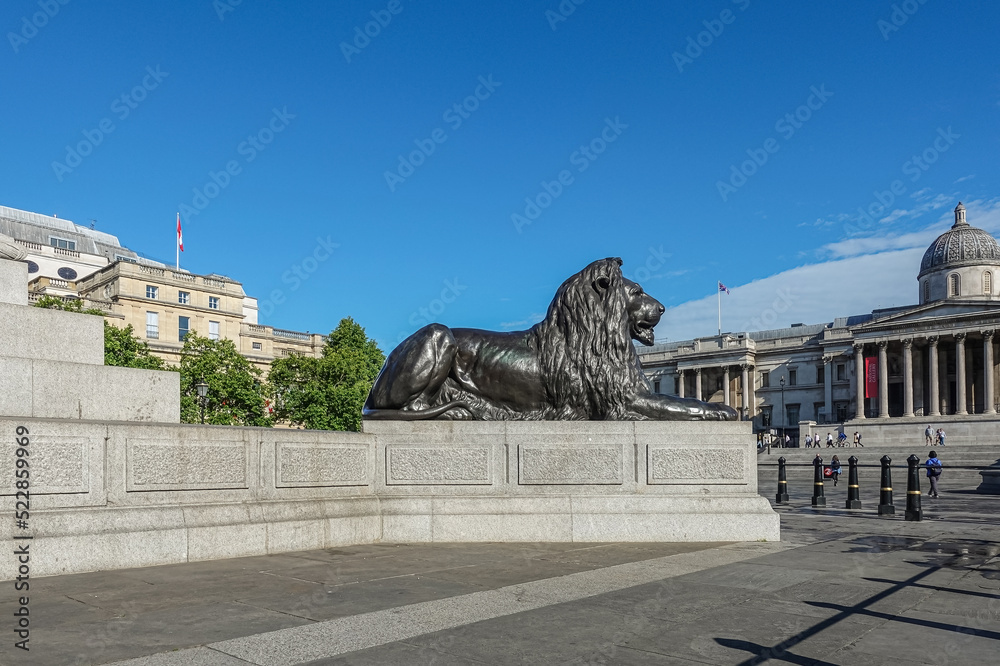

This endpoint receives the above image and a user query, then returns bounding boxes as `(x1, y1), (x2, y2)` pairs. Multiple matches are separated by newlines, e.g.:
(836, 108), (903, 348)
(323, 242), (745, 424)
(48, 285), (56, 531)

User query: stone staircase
(0, 256), (178, 422)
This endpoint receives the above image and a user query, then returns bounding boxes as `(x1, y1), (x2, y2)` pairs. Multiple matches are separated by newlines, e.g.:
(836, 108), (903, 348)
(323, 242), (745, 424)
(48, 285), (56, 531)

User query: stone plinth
(977, 469), (1000, 494)
(2, 418), (777, 578)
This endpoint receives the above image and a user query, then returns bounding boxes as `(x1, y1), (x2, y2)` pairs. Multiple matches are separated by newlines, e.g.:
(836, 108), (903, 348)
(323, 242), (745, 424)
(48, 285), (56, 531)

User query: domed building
(918, 203), (1000, 303)
(637, 202), (1000, 444)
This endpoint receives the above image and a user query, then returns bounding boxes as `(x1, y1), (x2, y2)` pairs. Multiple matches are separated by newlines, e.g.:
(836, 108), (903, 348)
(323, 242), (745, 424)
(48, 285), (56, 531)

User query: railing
(14, 239), (43, 251)
(172, 272), (195, 282)
(203, 278), (225, 289)
(245, 324), (266, 334)
(139, 265), (165, 277)
(54, 247), (80, 258)
(49, 278), (68, 288)
(146, 327), (159, 339)
(273, 328), (310, 341)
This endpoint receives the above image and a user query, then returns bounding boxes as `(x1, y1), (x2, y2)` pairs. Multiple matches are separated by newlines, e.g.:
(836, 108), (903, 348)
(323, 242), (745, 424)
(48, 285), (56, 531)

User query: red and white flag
(176, 213), (184, 252)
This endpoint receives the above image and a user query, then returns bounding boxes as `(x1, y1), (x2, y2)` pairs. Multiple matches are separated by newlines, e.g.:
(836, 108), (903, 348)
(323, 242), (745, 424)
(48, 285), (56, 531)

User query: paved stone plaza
(5, 457), (998, 666)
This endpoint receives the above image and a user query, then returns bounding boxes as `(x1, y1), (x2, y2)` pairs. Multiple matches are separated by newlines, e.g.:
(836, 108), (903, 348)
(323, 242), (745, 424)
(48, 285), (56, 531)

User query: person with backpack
(926, 451), (943, 498)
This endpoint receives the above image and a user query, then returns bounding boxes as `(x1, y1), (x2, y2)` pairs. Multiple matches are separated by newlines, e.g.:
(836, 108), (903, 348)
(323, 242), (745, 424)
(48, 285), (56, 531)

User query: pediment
(853, 300), (1000, 332)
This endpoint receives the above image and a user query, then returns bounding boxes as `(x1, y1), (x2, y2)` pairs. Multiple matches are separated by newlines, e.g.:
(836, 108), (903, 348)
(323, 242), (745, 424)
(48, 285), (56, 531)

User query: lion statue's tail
(362, 400), (473, 420)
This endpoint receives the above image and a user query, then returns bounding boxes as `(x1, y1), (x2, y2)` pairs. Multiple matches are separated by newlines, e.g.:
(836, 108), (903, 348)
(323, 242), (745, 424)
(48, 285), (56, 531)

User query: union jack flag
(718, 282), (730, 295)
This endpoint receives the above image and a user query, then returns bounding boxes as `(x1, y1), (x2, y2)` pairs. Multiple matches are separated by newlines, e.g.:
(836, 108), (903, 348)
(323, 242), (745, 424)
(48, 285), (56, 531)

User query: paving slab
(5, 470), (1000, 666)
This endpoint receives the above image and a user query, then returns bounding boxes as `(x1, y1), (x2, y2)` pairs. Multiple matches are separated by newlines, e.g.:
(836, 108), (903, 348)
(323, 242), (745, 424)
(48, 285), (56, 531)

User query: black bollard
(776, 457), (789, 504)
(811, 455), (826, 507)
(905, 454), (923, 521)
(846, 455), (862, 509)
(878, 455), (895, 516)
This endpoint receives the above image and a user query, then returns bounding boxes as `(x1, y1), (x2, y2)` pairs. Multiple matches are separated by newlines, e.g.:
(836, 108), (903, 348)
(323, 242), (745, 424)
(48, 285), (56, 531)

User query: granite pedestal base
(1, 419), (778, 579)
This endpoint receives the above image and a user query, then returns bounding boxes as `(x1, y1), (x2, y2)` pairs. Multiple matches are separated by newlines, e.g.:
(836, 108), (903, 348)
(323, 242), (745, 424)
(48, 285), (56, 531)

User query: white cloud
(954, 174), (975, 183)
(499, 313), (545, 330)
(657, 198), (1000, 342)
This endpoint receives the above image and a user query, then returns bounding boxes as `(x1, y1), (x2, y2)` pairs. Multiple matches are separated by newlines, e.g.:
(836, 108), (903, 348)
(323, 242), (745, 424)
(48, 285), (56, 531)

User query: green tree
(104, 323), (168, 370)
(33, 295), (105, 316)
(179, 331), (272, 426)
(269, 317), (385, 431)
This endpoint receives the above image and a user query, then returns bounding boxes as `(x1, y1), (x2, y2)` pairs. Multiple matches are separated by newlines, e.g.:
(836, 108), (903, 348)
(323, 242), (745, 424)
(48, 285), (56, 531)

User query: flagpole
(176, 212), (180, 271)
(717, 282), (722, 336)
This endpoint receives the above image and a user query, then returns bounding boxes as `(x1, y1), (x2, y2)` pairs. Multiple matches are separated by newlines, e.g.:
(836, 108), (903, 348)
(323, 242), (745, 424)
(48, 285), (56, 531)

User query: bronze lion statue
(363, 257), (737, 421)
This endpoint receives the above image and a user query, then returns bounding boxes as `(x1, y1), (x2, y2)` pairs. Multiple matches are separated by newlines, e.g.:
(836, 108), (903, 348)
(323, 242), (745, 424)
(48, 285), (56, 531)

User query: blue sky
(3, 1), (999, 350)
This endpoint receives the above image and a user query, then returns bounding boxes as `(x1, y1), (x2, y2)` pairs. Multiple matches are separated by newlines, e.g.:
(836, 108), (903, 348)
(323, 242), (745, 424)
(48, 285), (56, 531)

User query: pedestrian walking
(805, 434), (812, 448)
(829, 455), (842, 486)
(925, 425), (934, 445)
(926, 450), (943, 498)
(826, 432), (834, 447)
(785, 434), (791, 448)
(937, 428), (946, 446)
(853, 431), (862, 447)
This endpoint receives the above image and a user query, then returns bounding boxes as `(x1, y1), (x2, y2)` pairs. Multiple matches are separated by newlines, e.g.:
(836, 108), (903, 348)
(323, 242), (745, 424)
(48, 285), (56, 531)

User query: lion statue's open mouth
(364, 258), (737, 421)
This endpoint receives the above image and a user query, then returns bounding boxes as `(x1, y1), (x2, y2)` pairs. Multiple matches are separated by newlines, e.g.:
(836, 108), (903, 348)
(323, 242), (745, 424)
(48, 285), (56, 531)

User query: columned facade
(928, 336), (940, 416)
(955, 333), (968, 415)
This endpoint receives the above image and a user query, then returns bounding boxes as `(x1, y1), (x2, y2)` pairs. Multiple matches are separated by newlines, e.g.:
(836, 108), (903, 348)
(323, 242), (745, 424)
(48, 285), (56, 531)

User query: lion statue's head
(531, 257), (662, 420)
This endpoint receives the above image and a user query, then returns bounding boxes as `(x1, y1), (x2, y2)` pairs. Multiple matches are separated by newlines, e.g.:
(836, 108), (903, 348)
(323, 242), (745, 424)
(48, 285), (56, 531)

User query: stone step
(0, 356), (179, 422)
(0, 301), (105, 366)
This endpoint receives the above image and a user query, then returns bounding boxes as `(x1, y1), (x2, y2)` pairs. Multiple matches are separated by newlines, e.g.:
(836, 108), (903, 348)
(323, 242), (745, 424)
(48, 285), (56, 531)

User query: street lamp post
(196, 380), (209, 424)
(779, 375), (786, 447)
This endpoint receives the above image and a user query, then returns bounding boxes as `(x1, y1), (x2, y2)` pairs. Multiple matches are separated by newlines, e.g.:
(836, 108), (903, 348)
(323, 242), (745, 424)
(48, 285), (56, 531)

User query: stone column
(854, 343), (865, 420)
(695, 368), (702, 402)
(985, 330), (996, 414)
(878, 341), (889, 418)
(740, 363), (750, 419)
(902, 338), (914, 417)
(677, 370), (686, 398)
(955, 333), (967, 415)
(823, 356), (833, 423)
(927, 336), (940, 416)
(723, 366), (731, 407)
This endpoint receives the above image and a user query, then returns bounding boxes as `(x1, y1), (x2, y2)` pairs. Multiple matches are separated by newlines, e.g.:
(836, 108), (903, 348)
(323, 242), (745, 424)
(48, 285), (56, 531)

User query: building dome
(918, 203), (1000, 278)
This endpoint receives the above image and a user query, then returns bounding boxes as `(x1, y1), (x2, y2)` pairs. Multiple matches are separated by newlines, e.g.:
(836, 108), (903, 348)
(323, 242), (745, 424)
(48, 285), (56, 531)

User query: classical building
(1, 204), (324, 371)
(638, 203), (1000, 441)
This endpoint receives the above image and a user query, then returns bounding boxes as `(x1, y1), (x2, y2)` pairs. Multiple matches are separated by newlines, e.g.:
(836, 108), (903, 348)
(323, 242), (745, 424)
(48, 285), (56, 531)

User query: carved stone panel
(647, 447), (747, 485)
(518, 446), (623, 485)
(386, 446), (491, 485)
(127, 439), (248, 491)
(276, 442), (369, 488)
(1, 434), (89, 495)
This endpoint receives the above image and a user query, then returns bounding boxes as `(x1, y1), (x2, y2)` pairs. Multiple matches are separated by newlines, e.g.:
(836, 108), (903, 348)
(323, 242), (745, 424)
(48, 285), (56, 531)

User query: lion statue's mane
(532, 258), (643, 420)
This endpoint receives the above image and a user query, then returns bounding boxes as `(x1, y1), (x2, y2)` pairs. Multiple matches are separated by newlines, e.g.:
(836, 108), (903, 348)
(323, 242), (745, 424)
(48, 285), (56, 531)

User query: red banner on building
(864, 356), (878, 399)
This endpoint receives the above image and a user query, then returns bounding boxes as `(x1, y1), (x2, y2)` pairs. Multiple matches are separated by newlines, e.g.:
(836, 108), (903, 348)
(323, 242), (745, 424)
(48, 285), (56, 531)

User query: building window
(949, 273), (960, 297)
(146, 312), (159, 339)
(760, 371), (770, 388)
(836, 364), (846, 381)
(209, 321), (219, 340)
(208, 296), (219, 310)
(252, 341), (262, 351)
(653, 380), (660, 394)
(760, 406), (772, 428)
(786, 404), (800, 427)
(814, 402), (825, 422)
(178, 316), (190, 341)
(788, 369), (797, 386)
(816, 364), (825, 384)
(178, 291), (190, 305)
(146, 285), (158, 299)
(49, 236), (76, 251)
(985, 271), (993, 295)
(923, 279), (930, 302)
(835, 401), (849, 422)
